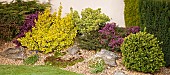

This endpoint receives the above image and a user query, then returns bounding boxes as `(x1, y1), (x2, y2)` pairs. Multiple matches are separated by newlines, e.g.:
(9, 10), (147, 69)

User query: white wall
(0, 0), (125, 27)
(50, 0), (125, 27)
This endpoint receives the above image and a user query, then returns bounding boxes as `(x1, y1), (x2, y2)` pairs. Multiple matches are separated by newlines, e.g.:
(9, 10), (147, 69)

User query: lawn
(0, 65), (83, 75)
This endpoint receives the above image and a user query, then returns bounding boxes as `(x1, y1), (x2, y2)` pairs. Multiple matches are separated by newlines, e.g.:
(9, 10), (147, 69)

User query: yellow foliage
(18, 5), (77, 53)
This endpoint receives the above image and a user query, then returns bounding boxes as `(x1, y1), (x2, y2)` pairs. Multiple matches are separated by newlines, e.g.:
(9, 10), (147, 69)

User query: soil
(0, 41), (170, 75)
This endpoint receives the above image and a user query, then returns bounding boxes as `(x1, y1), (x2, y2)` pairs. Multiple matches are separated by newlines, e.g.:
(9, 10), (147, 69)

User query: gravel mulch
(0, 42), (170, 75)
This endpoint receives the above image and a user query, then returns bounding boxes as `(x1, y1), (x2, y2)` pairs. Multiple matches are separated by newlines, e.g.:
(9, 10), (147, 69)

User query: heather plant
(98, 23), (124, 51)
(98, 23), (140, 51)
(126, 26), (140, 35)
(13, 12), (39, 47)
(121, 29), (165, 73)
(77, 22), (140, 51)
(73, 8), (110, 35)
(18, 5), (77, 53)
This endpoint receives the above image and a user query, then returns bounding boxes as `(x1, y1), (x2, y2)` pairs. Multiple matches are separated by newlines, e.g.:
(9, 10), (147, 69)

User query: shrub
(0, 0), (48, 41)
(124, 0), (140, 27)
(139, 0), (170, 67)
(73, 8), (110, 35)
(124, 0), (170, 66)
(18, 5), (77, 53)
(76, 30), (103, 51)
(13, 12), (39, 47)
(98, 23), (125, 51)
(121, 30), (165, 73)
(77, 22), (140, 51)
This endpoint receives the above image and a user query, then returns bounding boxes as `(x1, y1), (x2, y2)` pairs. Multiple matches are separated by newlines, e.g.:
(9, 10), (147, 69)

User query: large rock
(67, 45), (80, 55)
(88, 49), (119, 67)
(0, 46), (26, 59)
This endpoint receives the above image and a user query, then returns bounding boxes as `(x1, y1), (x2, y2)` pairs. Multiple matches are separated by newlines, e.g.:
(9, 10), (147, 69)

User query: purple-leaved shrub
(13, 12), (39, 47)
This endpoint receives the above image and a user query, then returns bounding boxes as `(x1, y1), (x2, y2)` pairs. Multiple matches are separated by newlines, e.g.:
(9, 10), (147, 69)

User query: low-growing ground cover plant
(88, 57), (105, 74)
(121, 29), (165, 73)
(44, 56), (84, 68)
(24, 54), (39, 65)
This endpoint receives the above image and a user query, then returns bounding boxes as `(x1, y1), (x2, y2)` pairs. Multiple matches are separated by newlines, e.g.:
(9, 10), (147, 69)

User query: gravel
(0, 42), (169, 75)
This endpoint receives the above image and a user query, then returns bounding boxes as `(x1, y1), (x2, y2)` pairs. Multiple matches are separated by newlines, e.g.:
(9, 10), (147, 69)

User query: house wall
(0, 0), (125, 27)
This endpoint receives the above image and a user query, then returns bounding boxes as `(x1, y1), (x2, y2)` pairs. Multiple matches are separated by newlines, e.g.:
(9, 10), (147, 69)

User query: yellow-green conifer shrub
(121, 29), (165, 73)
(124, 0), (140, 27)
(18, 5), (77, 53)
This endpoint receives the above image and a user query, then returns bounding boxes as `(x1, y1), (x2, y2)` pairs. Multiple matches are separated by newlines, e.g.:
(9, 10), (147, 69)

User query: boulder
(0, 46), (26, 59)
(67, 45), (80, 55)
(88, 49), (119, 67)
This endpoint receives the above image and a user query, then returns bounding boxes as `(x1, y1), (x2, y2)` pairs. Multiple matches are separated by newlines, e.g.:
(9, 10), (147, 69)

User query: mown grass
(0, 65), (83, 75)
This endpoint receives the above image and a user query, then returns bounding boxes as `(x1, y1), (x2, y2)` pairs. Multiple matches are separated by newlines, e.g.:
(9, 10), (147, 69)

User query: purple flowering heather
(127, 26), (140, 35)
(98, 22), (116, 37)
(13, 12), (39, 47)
(98, 23), (140, 51)
(98, 22), (124, 51)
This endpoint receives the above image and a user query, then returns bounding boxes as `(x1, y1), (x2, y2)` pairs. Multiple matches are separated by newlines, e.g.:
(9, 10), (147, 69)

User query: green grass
(0, 65), (83, 75)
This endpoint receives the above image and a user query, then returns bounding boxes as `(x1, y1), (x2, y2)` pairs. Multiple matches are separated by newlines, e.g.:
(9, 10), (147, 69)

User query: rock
(67, 45), (80, 55)
(89, 49), (119, 67)
(0, 46), (26, 59)
(114, 70), (126, 75)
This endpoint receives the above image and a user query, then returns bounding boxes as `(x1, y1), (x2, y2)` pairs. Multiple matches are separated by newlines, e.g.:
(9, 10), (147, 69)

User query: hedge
(139, 0), (170, 66)
(124, 0), (140, 27)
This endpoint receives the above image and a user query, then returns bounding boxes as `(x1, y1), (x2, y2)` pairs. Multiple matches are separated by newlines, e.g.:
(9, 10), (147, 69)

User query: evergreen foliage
(76, 30), (103, 51)
(139, 0), (170, 66)
(121, 30), (165, 73)
(0, 0), (48, 41)
(124, 0), (170, 66)
(73, 8), (110, 35)
(124, 0), (140, 27)
(76, 22), (140, 51)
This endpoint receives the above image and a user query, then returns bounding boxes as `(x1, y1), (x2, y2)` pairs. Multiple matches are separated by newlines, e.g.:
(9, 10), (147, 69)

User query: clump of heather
(127, 26), (140, 35)
(13, 12), (39, 47)
(98, 23), (124, 51)
(98, 23), (140, 51)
